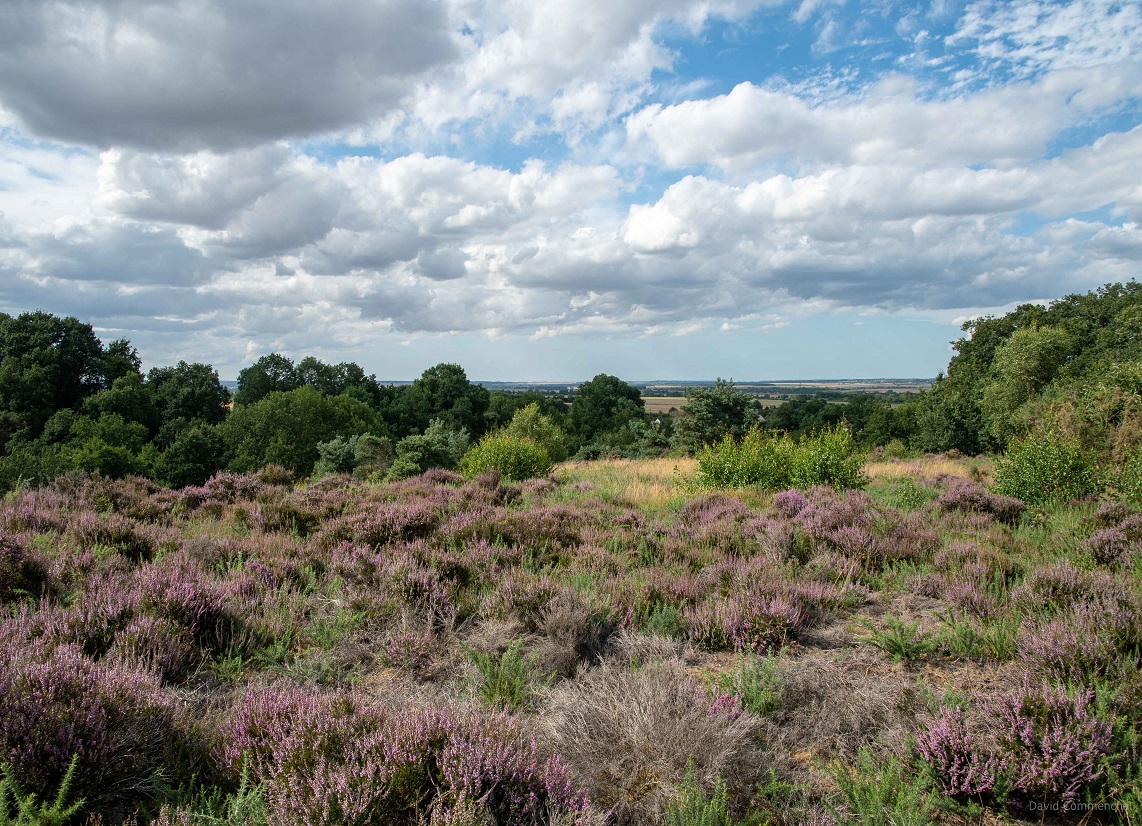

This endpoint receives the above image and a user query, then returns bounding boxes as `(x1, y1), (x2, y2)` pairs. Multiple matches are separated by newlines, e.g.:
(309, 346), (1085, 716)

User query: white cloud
(625, 66), (1142, 172)
(950, 0), (1142, 78)
(0, 0), (458, 149)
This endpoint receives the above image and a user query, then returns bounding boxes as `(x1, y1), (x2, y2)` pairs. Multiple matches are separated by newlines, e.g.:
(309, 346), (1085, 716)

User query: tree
(0, 311), (136, 438)
(569, 374), (645, 444)
(384, 363), (490, 439)
(219, 386), (387, 476)
(672, 379), (763, 452)
(501, 403), (571, 462)
(153, 423), (225, 488)
(147, 361), (230, 427)
(387, 419), (470, 479)
(233, 353), (301, 406)
(979, 326), (1073, 445)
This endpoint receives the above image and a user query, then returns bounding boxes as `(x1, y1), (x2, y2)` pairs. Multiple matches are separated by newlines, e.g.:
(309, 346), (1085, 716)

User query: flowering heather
(919, 679), (1116, 808)
(224, 689), (590, 825)
(1018, 595), (1141, 681)
(314, 498), (442, 547)
(935, 480), (1026, 525)
(0, 640), (192, 815)
(992, 679), (1115, 806)
(1085, 510), (1142, 566)
(793, 487), (938, 568)
(916, 707), (1000, 797)
(106, 614), (199, 683)
(134, 552), (228, 646)
(772, 488), (811, 518)
(0, 530), (47, 601)
(687, 588), (810, 654)
(1011, 560), (1123, 613)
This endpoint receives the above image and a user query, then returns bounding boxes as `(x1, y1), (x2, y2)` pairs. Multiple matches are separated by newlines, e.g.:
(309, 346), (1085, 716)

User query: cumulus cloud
(625, 66), (1142, 172)
(0, 0), (458, 149)
(0, 0), (1138, 378)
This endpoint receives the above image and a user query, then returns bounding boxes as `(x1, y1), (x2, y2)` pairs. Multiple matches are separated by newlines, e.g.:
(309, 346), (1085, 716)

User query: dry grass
(542, 658), (764, 825)
(553, 456), (777, 514)
(642, 397), (688, 414)
(865, 455), (992, 483)
(552, 457), (696, 513)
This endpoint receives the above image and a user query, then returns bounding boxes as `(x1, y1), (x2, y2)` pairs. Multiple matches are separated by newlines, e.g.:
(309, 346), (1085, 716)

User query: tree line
(3, 280), (1140, 490)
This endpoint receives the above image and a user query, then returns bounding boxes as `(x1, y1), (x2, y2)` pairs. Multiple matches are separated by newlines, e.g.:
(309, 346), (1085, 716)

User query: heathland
(1, 283), (1142, 824)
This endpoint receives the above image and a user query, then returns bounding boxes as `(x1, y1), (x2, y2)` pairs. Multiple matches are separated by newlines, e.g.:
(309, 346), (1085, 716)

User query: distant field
(643, 396), (786, 413)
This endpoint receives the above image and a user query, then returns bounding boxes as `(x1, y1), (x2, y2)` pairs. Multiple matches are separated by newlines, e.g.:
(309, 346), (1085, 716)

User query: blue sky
(0, 0), (1139, 381)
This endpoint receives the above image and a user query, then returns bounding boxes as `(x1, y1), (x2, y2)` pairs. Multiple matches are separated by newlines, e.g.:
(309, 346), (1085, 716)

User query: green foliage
(154, 422), (225, 488)
(710, 655), (782, 717)
(1118, 447), (1142, 507)
(665, 763), (736, 826)
(466, 639), (547, 710)
(789, 424), (867, 490)
(501, 403), (571, 462)
(233, 353), (301, 407)
(865, 615), (936, 662)
(695, 426), (792, 490)
(979, 325), (1073, 445)
(570, 374), (645, 444)
(382, 363), (491, 439)
(0, 311), (136, 440)
(387, 419), (470, 479)
(696, 424), (865, 491)
(993, 427), (1101, 505)
(935, 614), (1018, 661)
(147, 361), (230, 428)
(154, 769), (268, 826)
(672, 379), (764, 453)
(460, 433), (553, 481)
(826, 749), (935, 826)
(0, 754), (84, 826)
(219, 387), (387, 477)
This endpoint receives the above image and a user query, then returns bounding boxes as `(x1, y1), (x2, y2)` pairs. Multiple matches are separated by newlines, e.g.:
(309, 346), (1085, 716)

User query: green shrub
(1118, 448), (1142, 507)
(865, 616), (936, 663)
(0, 754), (83, 826)
(826, 749), (934, 826)
(790, 424), (866, 490)
(710, 655), (782, 717)
(992, 427), (1101, 505)
(696, 424), (865, 491)
(695, 426), (792, 489)
(460, 433), (553, 482)
(665, 762), (735, 826)
(466, 639), (549, 710)
(386, 419), (470, 480)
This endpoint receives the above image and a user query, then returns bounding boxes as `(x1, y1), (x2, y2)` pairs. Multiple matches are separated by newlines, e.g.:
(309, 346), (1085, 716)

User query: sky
(0, 0), (1139, 382)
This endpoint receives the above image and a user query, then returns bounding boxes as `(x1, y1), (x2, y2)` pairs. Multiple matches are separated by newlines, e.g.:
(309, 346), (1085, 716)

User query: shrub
(0, 754), (84, 826)
(544, 659), (762, 824)
(789, 424), (866, 490)
(918, 679), (1117, 809)
(695, 426), (792, 490)
(0, 643), (195, 817)
(709, 655), (783, 717)
(665, 763), (735, 826)
(224, 689), (591, 825)
(993, 428), (1101, 505)
(466, 639), (548, 710)
(460, 434), (553, 482)
(826, 749), (934, 826)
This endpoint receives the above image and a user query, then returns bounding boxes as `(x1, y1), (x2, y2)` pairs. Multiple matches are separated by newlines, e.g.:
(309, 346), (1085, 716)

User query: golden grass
(865, 455), (993, 483)
(553, 457), (694, 512)
(642, 397), (687, 414)
(552, 456), (778, 513)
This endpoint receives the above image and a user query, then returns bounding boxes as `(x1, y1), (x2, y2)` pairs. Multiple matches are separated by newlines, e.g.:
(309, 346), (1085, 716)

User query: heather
(0, 454), (1141, 824)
